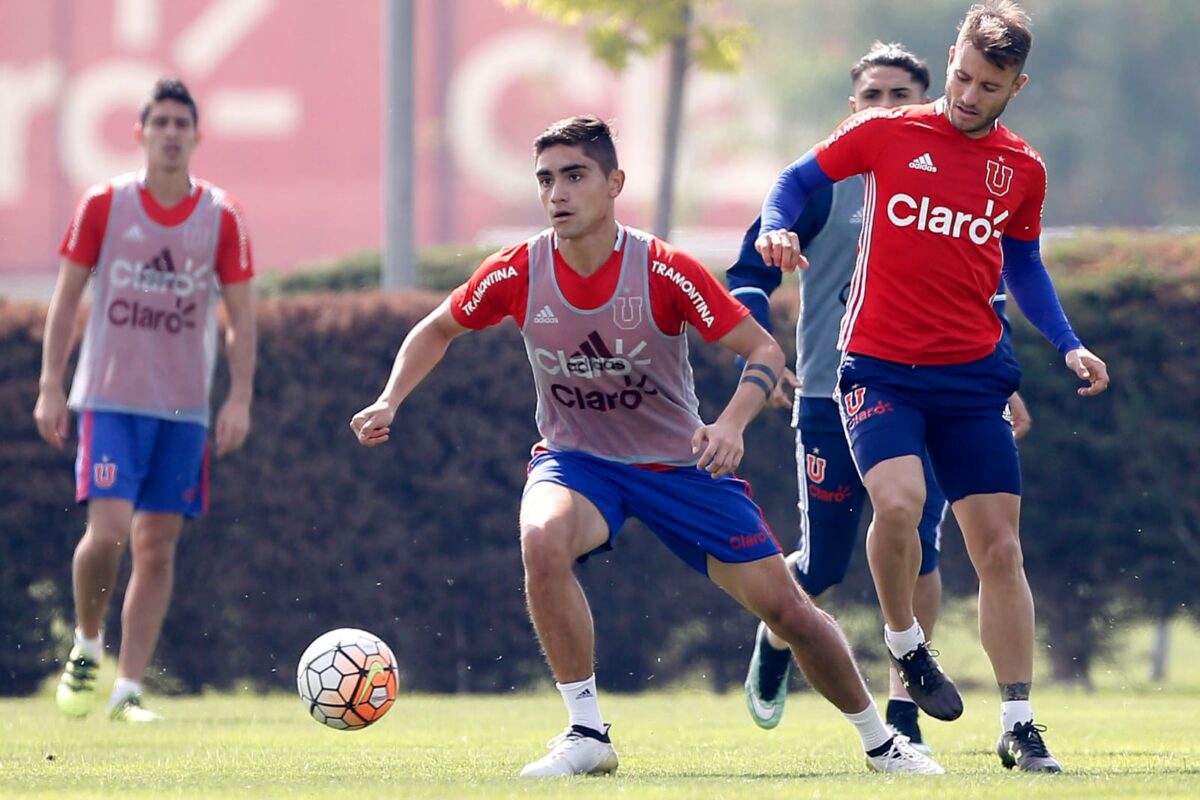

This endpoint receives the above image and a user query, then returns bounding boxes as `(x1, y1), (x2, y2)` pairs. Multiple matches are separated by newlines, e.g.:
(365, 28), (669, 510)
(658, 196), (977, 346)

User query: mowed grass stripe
(1, 688), (1197, 799)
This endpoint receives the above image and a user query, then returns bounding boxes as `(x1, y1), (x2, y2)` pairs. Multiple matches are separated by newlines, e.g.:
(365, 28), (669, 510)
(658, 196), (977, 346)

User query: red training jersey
(814, 98), (1046, 364)
(448, 230), (748, 341)
(60, 177), (253, 283)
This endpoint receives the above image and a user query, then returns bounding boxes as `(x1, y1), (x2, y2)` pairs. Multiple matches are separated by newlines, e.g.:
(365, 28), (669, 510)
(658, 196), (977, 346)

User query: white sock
(556, 675), (604, 733)
(110, 678), (142, 707)
(74, 628), (103, 661)
(844, 698), (894, 752)
(1001, 700), (1033, 732)
(884, 619), (925, 660)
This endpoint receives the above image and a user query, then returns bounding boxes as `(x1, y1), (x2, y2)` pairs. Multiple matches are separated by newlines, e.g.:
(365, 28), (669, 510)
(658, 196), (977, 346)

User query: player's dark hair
(139, 78), (198, 127)
(850, 41), (931, 92)
(956, 0), (1033, 73)
(533, 115), (619, 175)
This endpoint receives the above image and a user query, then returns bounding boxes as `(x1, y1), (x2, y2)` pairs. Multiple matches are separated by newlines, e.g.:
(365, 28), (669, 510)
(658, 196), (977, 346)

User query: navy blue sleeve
(759, 150), (836, 234)
(1001, 236), (1083, 356)
(726, 189), (833, 333)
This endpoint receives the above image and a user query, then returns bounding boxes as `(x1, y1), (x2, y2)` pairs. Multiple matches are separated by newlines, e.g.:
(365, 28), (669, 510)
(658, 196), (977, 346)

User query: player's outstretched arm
(216, 279), (256, 456)
(351, 298), (469, 447)
(1001, 235), (1110, 397)
(755, 151), (833, 271)
(692, 317), (785, 477)
(34, 259), (90, 449)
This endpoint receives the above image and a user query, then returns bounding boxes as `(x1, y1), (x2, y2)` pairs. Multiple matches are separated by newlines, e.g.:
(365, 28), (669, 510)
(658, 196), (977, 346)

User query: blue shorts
(75, 410), (209, 517)
(524, 449), (781, 576)
(836, 349), (1021, 503)
(794, 398), (943, 597)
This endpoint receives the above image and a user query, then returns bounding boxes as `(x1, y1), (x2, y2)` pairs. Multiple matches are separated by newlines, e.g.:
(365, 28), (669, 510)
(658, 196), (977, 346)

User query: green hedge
(256, 245), (495, 296)
(1, 231), (1196, 695)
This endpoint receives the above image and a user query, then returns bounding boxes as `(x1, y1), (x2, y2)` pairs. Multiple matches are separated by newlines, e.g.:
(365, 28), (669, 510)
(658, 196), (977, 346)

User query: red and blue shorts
(525, 449), (781, 576)
(75, 410), (209, 517)
(836, 348), (1022, 503)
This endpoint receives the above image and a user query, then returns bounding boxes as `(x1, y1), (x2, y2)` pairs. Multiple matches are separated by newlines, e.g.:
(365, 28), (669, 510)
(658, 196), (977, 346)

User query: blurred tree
(736, 0), (1200, 228)
(504, 0), (751, 239)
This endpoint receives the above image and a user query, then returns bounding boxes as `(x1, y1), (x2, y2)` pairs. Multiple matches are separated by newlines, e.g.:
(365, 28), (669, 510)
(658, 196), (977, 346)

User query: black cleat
(889, 643), (963, 721)
(886, 698), (932, 754)
(997, 721), (1063, 773)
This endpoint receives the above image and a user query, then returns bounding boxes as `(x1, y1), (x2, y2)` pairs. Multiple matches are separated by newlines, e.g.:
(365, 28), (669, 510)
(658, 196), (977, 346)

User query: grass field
(3, 614), (1198, 798)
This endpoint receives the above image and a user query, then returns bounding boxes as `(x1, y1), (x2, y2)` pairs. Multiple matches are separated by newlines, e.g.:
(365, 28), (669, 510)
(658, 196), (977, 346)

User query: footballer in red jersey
(752, 1), (1110, 774)
(352, 116), (942, 777)
(35, 78), (257, 724)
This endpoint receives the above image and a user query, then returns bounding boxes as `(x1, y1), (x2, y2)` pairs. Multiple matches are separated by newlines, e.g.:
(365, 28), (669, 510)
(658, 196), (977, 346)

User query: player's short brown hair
(850, 41), (931, 93)
(139, 78), (198, 127)
(956, 0), (1033, 73)
(533, 115), (619, 175)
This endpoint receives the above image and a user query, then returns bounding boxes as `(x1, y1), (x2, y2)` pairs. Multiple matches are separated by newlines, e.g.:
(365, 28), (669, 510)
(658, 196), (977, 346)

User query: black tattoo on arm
(999, 682), (1031, 701)
(740, 374), (773, 398)
(743, 362), (778, 389)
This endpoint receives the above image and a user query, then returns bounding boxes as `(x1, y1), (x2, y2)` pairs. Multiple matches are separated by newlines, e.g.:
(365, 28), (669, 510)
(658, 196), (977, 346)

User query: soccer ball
(296, 628), (398, 730)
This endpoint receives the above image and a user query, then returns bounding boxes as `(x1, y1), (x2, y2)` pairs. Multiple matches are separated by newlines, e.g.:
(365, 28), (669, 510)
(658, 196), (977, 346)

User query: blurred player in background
(352, 115), (942, 777)
(729, 40), (1031, 753)
(753, 1), (1109, 772)
(34, 78), (256, 722)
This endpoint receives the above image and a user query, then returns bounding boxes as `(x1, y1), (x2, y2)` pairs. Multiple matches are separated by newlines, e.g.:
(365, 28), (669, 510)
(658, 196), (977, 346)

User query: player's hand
(1008, 391), (1032, 440)
(1065, 347), (1110, 396)
(766, 367), (800, 410)
(215, 396), (251, 456)
(691, 421), (745, 478)
(33, 384), (70, 449)
(351, 399), (397, 447)
(755, 229), (809, 273)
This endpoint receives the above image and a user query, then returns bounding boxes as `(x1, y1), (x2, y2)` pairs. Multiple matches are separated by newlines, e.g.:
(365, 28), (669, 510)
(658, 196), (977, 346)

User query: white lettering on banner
(447, 28), (781, 208)
(0, 60), (64, 203)
(462, 265), (517, 315)
(886, 193), (1011, 245)
(1, 0), (296, 204)
(651, 260), (715, 327)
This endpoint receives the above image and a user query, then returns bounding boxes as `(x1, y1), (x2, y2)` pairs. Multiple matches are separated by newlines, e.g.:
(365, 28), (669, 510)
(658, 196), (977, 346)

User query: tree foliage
(507, 0), (751, 72)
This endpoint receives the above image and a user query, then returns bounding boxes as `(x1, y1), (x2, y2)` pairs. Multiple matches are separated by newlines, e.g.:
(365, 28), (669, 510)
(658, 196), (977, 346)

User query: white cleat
(519, 725), (619, 777)
(866, 735), (945, 775)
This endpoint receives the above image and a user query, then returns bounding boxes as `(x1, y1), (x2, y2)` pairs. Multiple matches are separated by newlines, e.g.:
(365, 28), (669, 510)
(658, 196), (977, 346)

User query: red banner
(1, 0), (775, 282)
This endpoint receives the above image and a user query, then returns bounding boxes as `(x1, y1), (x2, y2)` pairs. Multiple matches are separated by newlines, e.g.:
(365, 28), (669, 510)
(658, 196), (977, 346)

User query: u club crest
(93, 461), (117, 489)
(985, 158), (1014, 197)
(613, 296), (643, 331)
(843, 387), (867, 416)
(805, 453), (827, 484)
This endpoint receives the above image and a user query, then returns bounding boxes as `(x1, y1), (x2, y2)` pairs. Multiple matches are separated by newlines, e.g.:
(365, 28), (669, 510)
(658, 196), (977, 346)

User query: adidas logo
(533, 304), (559, 324)
(849, 207), (864, 224)
(908, 153), (938, 173)
(574, 688), (594, 700)
(122, 224), (146, 242)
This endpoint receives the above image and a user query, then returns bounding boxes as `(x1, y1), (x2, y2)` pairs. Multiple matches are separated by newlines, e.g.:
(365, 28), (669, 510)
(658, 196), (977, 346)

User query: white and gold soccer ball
(296, 628), (398, 730)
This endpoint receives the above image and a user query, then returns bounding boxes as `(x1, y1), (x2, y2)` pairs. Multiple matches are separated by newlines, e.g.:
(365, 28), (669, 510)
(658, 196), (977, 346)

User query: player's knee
(519, 520), (575, 577)
(131, 537), (177, 574)
(869, 488), (923, 532)
(972, 534), (1024, 580)
(758, 593), (829, 649)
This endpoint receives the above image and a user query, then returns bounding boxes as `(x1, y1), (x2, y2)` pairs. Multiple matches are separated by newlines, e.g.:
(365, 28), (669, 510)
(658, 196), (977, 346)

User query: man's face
(850, 65), (929, 113)
(535, 144), (624, 240)
(137, 99), (198, 172)
(944, 41), (1027, 138)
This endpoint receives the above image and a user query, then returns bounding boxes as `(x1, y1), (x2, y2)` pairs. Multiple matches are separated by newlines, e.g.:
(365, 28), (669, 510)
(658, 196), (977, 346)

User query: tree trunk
(654, 3), (691, 241)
